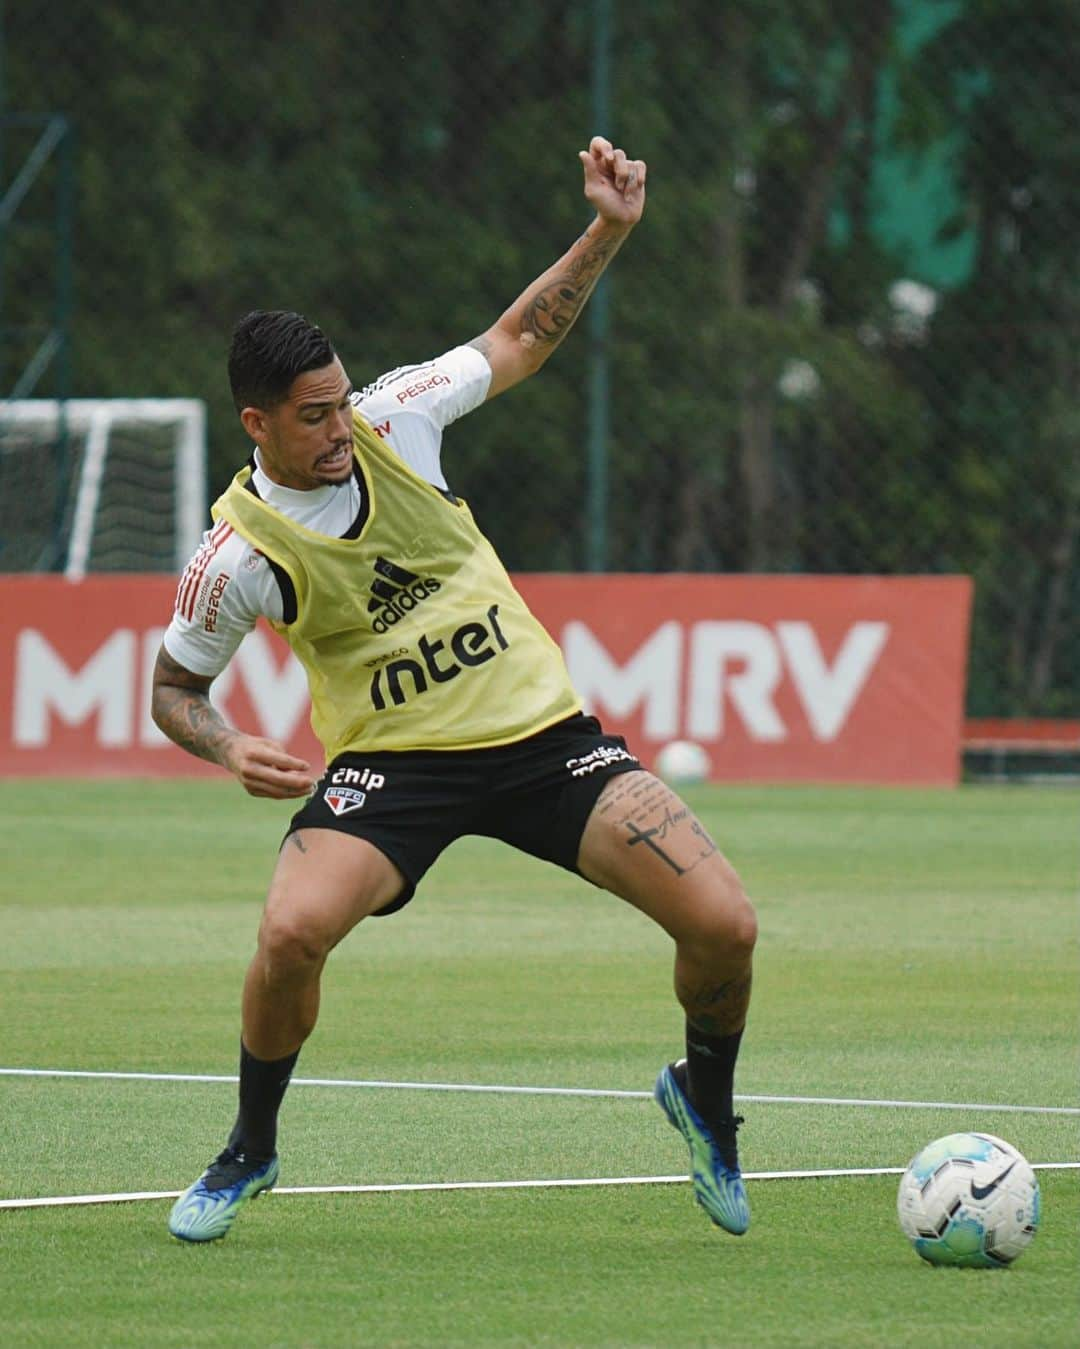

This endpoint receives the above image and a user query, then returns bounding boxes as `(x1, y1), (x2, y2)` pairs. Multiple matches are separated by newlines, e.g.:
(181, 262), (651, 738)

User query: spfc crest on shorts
(324, 786), (366, 816)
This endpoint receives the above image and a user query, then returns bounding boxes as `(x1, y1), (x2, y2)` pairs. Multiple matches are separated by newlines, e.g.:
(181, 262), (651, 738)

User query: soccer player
(154, 137), (757, 1242)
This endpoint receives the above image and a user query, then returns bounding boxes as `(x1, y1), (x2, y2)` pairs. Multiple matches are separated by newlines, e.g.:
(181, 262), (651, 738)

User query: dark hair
(228, 310), (336, 412)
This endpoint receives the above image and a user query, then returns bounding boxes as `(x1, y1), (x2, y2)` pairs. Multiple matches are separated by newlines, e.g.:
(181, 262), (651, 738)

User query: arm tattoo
(151, 648), (238, 767)
(520, 232), (618, 347)
(466, 333), (494, 359)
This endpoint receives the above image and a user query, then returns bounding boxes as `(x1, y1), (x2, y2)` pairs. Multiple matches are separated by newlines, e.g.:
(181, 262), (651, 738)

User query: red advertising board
(0, 573), (972, 784)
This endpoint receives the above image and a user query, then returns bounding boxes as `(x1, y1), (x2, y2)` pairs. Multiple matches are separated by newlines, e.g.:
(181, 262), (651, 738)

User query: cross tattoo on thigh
(625, 819), (686, 874)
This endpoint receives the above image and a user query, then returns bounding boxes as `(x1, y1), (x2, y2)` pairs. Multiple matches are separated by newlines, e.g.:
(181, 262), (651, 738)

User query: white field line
(2, 1066), (1079, 1116)
(3, 1163), (1078, 1213)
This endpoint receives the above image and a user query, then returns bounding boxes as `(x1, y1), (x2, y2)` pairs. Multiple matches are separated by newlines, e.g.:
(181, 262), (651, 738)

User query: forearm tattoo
(596, 773), (719, 877)
(520, 231), (619, 346)
(151, 650), (237, 766)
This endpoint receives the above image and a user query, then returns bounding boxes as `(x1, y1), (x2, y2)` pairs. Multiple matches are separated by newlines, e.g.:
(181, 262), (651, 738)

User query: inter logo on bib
(324, 787), (366, 816)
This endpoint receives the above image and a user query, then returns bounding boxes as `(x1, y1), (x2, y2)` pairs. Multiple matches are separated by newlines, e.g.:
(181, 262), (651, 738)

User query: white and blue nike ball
(897, 1132), (1040, 1267)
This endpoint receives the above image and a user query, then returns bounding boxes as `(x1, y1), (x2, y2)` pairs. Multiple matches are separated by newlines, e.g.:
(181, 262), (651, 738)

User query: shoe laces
(670, 1062), (744, 1169)
(201, 1147), (266, 1192)
(710, 1115), (744, 1171)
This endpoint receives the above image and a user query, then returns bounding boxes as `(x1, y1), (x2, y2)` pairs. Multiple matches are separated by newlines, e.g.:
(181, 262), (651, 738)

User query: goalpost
(0, 399), (206, 577)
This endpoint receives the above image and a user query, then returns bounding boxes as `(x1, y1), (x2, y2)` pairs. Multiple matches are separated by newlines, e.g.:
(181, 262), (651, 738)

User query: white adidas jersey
(163, 344), (492, 678)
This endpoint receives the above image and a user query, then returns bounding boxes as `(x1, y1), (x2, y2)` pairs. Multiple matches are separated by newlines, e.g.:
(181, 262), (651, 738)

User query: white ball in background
(654, 739), (712, 785)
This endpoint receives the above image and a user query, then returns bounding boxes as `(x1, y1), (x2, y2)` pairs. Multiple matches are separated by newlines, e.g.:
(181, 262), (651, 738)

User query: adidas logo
(368, 556), (441, 633)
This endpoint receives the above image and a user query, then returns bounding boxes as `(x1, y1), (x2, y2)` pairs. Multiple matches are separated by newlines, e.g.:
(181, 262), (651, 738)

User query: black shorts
(285, 714), (641, 915)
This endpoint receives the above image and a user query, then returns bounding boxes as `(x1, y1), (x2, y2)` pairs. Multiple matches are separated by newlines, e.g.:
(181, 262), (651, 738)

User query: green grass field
(1, 780), (1077, 1347)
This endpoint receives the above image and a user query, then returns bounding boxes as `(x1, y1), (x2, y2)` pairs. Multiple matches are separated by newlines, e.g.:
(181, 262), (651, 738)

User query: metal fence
(2, 0), (1077, 716)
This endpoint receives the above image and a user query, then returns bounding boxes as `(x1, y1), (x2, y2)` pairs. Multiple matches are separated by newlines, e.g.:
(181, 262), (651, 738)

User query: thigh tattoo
(595, 772), (719, 877)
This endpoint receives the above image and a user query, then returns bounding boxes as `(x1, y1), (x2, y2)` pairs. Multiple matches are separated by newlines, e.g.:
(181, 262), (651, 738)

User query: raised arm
(151, 644), (315, 799)
(469, 136), (647, 400)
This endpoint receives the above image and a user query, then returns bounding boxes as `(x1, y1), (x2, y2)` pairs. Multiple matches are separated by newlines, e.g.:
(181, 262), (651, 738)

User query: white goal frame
(1, 398), (206, 578)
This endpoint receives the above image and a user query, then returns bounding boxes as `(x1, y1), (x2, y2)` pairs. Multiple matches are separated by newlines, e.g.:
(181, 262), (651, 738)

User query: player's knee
(688, 886), (757, 962)
(257, 910), (331, 973)
(726, 897), (758, 959)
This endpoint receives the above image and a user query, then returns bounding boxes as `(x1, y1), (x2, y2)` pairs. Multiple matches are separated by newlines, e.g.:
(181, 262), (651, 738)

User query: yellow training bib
(212, 411), (581, 759)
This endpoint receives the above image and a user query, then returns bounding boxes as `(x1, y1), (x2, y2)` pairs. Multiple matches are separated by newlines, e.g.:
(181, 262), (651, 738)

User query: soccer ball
(897, 1132), (1040, 1268)
(654, 739), (711, 785)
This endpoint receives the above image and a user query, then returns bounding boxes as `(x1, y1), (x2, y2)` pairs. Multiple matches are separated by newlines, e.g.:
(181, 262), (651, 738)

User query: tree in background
(917, 0), (1079, 712)
(2, 0), (1075, 713)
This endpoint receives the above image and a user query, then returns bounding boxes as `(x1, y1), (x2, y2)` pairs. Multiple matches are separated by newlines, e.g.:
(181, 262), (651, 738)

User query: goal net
(0, 399), (206, 577)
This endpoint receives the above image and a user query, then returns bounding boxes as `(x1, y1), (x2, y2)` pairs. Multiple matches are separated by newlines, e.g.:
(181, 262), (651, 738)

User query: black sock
(226, 1042), (299, 1162)
(684, 1022), (743, 1125)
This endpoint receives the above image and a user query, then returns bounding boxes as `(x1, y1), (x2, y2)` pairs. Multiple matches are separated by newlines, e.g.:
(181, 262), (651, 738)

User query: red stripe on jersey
(176, 521), (233, 620)
(175, 520), (222, 618)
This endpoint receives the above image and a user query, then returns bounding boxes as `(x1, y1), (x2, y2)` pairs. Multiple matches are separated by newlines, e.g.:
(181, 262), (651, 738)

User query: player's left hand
(579, 136), (647, 226)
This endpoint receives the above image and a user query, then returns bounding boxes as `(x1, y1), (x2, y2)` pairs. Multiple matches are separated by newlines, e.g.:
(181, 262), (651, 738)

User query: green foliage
(2, 1), (1075, 710)
(916, 0), (1080, 710)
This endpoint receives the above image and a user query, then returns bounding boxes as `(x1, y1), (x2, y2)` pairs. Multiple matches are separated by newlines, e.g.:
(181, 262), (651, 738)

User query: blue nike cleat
(168, 1148), (279, 1243)
(655, 1060), (750, 1235)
